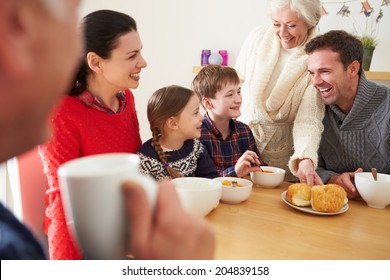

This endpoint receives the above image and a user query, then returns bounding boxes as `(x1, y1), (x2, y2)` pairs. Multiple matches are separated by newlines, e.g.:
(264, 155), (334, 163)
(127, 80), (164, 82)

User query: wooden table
(207, 182), (390, 259)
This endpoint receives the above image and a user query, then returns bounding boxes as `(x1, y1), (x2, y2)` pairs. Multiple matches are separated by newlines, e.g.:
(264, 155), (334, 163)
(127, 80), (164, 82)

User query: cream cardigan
(235, 25), (325, 179)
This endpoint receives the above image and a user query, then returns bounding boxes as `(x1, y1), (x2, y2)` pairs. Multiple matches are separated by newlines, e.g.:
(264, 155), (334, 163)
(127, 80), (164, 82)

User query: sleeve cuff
(288, 152), (318, 176)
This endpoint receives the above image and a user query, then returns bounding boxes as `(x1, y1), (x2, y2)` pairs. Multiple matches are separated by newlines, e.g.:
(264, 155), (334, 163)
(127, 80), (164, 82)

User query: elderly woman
(235, 0), (324, 184)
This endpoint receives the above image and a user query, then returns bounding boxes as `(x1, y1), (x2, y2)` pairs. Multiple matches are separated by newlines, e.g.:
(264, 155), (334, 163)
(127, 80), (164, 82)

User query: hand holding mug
(58, 153), (157, 259)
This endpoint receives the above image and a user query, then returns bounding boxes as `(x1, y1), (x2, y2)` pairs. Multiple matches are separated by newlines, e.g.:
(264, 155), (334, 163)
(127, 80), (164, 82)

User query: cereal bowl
(250, 166), (286, 188)
(171, 177), (222, 216)
(213, 177), (253, 204)
(355, 172), (390, 209)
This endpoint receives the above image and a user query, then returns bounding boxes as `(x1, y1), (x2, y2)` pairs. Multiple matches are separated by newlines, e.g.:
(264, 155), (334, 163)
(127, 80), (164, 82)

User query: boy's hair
(192, 65), (240, 100)
(305, 30), (363, 75)
(147, 85), (194, 178)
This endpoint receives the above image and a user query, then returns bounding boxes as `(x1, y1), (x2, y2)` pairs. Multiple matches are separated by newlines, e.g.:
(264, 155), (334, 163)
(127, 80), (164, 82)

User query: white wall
(79, 0), (390, 141)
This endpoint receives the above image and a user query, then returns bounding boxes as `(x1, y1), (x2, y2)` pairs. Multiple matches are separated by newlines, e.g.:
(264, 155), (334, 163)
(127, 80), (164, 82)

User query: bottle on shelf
(201, 49), (211, 66)
(218, 50), (228, 66)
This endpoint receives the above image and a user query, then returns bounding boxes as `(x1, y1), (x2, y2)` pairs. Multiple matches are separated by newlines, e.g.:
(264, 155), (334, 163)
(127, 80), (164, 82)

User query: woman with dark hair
(38, 10), (147, 259)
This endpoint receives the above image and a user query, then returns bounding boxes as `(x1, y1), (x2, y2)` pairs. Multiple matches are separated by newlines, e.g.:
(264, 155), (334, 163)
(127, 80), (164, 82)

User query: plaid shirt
(200, 113), (265, 177)
(76, 90), (127, 114)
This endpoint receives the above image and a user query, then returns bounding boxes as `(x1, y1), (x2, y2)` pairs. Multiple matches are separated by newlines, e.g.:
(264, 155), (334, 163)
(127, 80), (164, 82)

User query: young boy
(192, 65), (265, 178)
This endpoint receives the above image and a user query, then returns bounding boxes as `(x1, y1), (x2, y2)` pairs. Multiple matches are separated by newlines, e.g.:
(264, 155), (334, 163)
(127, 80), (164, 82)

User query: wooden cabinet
(365, 71), (390, 80)
(365, 71), (390, 86)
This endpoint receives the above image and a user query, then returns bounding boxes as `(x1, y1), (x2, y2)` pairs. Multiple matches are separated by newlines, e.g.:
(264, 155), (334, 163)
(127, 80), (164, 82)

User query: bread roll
(286, 183), (311, 206)
(311, 184), (347, 213)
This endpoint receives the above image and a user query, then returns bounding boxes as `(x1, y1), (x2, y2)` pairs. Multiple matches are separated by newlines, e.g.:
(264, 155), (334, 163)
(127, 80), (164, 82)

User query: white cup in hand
(58, 153), (157, 259)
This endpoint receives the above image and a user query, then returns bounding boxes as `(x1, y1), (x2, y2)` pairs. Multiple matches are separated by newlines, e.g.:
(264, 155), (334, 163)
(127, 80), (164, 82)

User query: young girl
(137, 85), (218, 180)
(38, 10), (147, 259)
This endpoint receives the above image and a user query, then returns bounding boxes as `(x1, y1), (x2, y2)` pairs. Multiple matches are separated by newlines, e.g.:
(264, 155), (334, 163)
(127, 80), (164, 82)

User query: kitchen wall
(79, 0), (390, 141)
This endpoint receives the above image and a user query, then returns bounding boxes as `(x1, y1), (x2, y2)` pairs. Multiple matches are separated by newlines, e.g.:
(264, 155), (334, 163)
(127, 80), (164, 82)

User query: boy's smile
(207, 82), (242, 121)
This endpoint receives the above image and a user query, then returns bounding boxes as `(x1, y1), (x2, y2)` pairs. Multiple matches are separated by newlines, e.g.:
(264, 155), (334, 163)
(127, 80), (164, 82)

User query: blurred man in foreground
(0, 0), (214, 260)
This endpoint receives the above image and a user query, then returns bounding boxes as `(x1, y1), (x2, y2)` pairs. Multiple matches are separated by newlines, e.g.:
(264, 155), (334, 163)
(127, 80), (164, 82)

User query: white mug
(58, 153), (157, 259)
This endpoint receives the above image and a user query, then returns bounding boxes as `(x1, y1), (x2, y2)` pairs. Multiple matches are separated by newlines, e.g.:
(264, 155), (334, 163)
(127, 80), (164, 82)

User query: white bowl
(250, 166), (286, 188)
(213, 177), (253, 204)
(171, 177), (222, 216)
(355, 172), (390, 208)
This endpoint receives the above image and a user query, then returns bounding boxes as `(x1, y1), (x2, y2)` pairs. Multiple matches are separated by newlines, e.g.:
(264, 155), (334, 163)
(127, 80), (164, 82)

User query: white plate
(281, 191), (349, 216)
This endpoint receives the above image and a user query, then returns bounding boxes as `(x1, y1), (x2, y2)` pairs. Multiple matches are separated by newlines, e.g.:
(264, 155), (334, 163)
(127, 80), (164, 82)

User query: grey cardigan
(317, 72), (390, 183)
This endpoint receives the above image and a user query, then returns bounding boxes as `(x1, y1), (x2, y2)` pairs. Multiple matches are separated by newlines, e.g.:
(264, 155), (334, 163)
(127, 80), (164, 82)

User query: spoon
(371, 168), (378, 181)
(231, 180), (237, 188)
(251, 161), (264, 172)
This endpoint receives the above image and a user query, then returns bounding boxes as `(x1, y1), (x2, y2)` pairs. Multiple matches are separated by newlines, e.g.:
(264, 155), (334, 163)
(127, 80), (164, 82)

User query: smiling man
(305, 30), (390, 199)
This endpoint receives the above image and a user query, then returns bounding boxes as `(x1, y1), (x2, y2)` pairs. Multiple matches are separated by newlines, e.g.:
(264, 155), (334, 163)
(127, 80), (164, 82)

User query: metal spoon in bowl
(251, 161), (264, 172)
(371, 168), (378, 181)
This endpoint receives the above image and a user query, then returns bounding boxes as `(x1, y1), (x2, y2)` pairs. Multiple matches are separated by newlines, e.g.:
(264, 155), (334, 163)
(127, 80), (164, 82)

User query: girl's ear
(86, 52), (102, 73)
(202, 97), (213, 109)
(165, 116), (179, 130)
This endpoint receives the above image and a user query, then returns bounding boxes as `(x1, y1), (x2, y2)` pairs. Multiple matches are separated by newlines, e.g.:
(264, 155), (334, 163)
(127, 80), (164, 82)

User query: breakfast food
(222, 180), (242, 187)
(285, 183), (348, 213)
(255, 170), (273, 173)
(311, 184), (347, 213)
(286, 183), (311, 206)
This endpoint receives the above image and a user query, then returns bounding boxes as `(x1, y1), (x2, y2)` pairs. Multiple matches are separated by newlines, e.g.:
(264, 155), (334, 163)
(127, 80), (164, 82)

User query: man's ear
(87, 52), (103, 73)
(348, 60), (360, 78)
(0, 1), (34, 79)
(165, 116), (179, 130)
(202, 97), (213, 110)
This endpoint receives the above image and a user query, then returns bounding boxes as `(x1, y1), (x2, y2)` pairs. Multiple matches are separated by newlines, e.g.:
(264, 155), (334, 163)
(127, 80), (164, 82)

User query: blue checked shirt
(200, 113), (265, 177)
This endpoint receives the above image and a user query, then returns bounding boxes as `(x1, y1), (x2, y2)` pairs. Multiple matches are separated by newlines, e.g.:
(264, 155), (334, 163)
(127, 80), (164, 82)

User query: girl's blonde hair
(147, 85), (195, 178)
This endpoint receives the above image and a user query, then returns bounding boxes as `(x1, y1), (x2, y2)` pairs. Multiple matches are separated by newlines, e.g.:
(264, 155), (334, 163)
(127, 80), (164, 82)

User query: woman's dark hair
(70, 10), (137, 96)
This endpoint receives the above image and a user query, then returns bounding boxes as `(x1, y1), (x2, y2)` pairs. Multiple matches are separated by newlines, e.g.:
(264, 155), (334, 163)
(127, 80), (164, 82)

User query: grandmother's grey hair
(38, 0), (68, 20)
(267, 0), (322, 28)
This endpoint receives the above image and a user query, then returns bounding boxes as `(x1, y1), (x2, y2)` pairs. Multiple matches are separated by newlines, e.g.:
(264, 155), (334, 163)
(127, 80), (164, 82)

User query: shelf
(192, 68), (389, 81)
(192, 65), (231, 74)
(365, 71), (390, 80)
(192, 66), (204, 74)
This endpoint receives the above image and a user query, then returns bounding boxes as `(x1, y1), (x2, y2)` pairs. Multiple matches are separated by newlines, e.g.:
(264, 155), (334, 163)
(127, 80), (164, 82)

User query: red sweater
(39, 89), (142, 259)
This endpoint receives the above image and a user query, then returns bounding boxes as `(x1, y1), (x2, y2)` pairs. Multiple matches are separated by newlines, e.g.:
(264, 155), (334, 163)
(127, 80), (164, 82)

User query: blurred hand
(327, 168), (363, 199)
(235, 150), (262, 178)
(122, 180), (215, 259)
(297, 158), (323, 186)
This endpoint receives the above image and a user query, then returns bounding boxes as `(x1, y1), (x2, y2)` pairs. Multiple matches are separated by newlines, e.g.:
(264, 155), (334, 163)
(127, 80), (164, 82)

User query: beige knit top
(235, 25), (325, 179)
